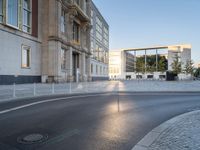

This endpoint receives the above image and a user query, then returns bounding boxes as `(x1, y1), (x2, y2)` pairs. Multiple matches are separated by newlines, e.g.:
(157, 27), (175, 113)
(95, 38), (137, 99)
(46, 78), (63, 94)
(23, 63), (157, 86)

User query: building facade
(0, 0), (94, 84)
(90, 1), (109, 81)
(41, 0), (92, 83)
(109, 45), (192, 80)
(109, 51), (137, 80)
(0, 0), (42, 84)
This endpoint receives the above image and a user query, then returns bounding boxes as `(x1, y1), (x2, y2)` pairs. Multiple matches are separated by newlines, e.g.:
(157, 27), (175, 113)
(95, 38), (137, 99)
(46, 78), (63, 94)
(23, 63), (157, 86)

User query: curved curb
(131, 110), (200, 150)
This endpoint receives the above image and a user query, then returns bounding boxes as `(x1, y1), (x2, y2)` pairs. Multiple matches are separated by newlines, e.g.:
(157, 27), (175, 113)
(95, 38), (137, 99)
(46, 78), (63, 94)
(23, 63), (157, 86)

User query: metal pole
(13, 83), (16, 98)
(134, 50), (137, 74)
(156, 49), (158, 72)
(145, 50), (147, 74)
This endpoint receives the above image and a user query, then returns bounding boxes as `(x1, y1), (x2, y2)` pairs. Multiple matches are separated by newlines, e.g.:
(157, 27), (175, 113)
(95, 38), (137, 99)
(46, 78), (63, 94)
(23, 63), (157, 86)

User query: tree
(158, 56), (168, 73)
(194, 68), (200, 78)
(184, 60), (194, 76)
(171, 55), (182, 75)
(136, 58), (145, 74)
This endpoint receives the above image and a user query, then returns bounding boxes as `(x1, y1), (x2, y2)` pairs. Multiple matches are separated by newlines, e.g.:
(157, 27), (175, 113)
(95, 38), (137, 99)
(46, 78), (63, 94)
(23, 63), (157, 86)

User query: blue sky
(93, 0), (200, 64)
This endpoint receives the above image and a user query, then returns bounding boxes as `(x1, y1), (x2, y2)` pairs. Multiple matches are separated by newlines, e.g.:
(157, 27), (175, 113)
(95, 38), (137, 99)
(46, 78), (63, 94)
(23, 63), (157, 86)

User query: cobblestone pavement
(133, 110), (200, 150)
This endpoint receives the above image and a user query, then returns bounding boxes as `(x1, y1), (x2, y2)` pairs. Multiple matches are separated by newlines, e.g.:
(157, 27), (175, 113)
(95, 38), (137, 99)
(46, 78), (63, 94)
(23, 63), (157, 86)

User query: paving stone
(148, 111), (200, 150)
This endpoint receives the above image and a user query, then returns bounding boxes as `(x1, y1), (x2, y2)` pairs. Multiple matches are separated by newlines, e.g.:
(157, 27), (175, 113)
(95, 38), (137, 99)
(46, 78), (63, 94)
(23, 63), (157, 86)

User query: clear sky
(92, 0), (200, 64)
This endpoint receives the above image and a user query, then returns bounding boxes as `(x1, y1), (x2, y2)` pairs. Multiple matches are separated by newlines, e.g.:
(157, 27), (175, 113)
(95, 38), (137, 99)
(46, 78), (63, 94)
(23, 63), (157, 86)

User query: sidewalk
(132, 110), (200, 150)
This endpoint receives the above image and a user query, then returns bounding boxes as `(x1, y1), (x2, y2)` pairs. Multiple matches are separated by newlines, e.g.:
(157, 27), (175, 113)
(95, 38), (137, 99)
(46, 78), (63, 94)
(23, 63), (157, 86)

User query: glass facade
(90, 6), (109, 66)
(7, 0), (19, 27)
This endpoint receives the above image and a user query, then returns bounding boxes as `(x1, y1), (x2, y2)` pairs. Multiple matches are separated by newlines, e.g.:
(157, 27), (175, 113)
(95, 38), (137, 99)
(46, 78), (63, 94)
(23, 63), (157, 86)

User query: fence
(0, 80), (200, 102)
(0, 81), (120, 101)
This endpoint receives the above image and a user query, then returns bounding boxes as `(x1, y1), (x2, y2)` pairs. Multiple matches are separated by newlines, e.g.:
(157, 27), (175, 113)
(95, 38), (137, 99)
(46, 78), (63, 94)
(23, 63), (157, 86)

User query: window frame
(0, 0), (3, 23)
(73, 21), (80, 43)
(61, 10), (66, 33)
(6, 0), (20, 29)
(22, 0), (32, 33)
(21, 45), (31, 69)
(61, 48), (67, 70)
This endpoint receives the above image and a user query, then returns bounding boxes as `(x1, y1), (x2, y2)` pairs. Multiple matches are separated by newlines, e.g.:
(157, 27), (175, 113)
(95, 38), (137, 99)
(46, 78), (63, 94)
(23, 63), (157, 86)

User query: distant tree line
(170, 55), (199, 77)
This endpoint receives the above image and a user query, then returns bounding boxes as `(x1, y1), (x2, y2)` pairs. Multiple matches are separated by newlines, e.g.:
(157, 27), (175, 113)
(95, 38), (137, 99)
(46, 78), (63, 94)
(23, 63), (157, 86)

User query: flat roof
(122, 44), (191, 52)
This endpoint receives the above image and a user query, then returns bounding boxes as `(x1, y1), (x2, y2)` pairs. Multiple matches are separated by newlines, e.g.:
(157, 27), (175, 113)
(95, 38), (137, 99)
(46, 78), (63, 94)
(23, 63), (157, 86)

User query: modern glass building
(90, 1), (109, 81)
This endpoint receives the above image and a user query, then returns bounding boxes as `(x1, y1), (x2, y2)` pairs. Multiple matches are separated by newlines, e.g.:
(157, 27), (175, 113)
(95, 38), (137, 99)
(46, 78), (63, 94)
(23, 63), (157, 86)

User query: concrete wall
(0, 28), (41, 76)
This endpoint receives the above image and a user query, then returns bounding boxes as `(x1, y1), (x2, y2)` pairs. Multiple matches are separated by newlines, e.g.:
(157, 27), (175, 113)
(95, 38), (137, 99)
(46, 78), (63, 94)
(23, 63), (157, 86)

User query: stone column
(80, 53), (86, 81)
(66, 48), (73, 82)
(48, 0), (61, 38)
(46, 0), (62, 82)
(86, 56), (91, 81)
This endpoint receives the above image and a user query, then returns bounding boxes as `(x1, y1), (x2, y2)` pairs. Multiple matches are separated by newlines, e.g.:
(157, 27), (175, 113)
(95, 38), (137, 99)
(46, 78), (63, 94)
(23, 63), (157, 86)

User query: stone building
(42, 0), (92, 83)
(0, 0), (93, 84)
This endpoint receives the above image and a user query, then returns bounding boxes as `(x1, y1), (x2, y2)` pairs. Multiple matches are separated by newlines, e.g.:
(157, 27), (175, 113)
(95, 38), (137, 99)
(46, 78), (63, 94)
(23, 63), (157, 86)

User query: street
(0, 92), (200, 150)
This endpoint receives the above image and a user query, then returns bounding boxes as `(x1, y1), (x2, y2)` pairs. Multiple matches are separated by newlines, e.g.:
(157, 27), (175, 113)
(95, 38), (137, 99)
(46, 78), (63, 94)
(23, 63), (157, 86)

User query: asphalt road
(0, 92), (200, 150)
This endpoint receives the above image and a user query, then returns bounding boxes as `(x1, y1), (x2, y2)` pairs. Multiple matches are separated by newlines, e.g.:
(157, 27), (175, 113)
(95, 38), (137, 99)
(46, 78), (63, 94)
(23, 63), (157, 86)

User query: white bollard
(69, 82), (72, 94)
(13, 83), (16, 98)
(52, 83), (55, 94)
(33, 83), (36, 96)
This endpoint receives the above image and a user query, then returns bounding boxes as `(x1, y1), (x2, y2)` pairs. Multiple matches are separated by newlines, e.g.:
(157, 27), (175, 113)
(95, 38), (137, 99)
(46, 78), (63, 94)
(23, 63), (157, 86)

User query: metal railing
(0, 80), (200, 102)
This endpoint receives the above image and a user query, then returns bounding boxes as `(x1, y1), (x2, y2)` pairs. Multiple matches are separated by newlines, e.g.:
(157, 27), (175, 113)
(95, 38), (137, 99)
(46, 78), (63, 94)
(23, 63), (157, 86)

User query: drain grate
(17, 133), (48, 145)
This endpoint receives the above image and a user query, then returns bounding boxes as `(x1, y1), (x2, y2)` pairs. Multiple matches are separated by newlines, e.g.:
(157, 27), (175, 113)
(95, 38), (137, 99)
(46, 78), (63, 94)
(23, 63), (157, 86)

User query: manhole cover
(17, 133), (48, 144)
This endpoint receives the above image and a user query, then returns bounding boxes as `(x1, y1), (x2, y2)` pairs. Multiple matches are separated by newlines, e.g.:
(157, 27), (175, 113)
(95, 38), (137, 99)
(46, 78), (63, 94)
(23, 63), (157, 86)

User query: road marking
(0, 93), (114, 115)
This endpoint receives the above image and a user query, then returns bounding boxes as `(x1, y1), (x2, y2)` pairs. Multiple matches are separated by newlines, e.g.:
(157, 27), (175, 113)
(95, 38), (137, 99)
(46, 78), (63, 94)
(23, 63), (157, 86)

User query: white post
(86, 82), (89, 93)
(69, 82), (72, 94)
(33, 83), (36, 96)
(13, 83), (16, 98)
(156, 49), (158, 72)
(52, 83), (55, 94)
(145, 50), (147, 74)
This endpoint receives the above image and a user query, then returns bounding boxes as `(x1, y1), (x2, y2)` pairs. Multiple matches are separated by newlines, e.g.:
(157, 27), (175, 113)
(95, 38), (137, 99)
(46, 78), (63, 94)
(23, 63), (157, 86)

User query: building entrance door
(72, 52), (79, 82)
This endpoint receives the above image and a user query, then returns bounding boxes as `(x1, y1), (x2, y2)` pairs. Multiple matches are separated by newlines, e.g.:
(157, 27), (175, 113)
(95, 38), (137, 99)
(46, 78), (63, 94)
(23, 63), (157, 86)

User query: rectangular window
(73, 21), (80, 43)
(23, 0), (31, 32)
(22, 46), (31, 68)
(61, 49), (66, 70)
(0, 0), (3, 23)
(7, 0), (19, 27)
(61, 10), (65, 33)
